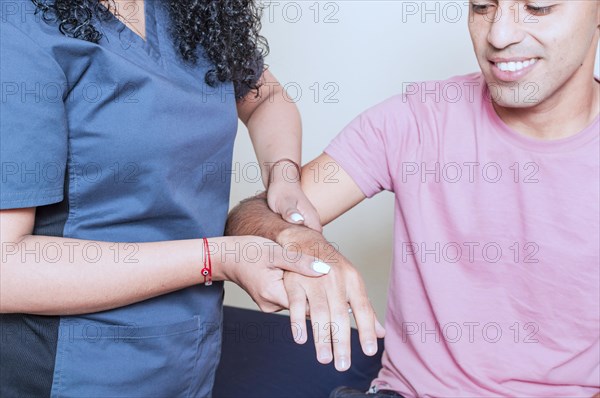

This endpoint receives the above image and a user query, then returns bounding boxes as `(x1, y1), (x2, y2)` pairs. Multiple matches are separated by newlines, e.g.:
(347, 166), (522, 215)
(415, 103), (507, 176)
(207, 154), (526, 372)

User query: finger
(297, 203), (323, 233)
(327, 288), (352, 372)
(283, 207), (306, 225)
(273, 196), (305, 225)
(284, 277), (309, 344)
(349, 291), (380, 357)
(260, 304), (286, 313)
(266, 191), (298, 222)
(275, 249), (331, 277)
(258, 283), (289, 312)
(307, 290), (333, 365)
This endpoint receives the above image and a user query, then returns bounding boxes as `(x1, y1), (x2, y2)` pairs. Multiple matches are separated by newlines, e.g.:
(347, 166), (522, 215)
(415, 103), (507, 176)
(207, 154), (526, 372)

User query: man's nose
(487, 2), (527, 50)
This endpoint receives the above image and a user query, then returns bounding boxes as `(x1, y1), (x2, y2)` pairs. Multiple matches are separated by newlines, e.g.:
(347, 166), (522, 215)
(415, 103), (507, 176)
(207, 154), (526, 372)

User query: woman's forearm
(247, 89), (302, 185)
(1, 235), (233, 315)
(238, 70), (302, 186)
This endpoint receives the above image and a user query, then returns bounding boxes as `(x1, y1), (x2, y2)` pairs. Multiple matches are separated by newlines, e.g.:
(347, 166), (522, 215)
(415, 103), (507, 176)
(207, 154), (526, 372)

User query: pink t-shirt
(325, 73), (600, 398)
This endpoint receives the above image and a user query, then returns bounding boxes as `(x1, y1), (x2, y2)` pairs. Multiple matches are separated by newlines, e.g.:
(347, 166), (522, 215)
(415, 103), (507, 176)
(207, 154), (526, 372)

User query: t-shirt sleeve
(325, 95), (418, 198)
(1, 22), (69, 209)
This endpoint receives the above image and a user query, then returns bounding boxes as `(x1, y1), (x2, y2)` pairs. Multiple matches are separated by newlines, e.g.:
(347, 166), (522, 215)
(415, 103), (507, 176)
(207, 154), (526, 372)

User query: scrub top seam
(62, 132), (78, 239)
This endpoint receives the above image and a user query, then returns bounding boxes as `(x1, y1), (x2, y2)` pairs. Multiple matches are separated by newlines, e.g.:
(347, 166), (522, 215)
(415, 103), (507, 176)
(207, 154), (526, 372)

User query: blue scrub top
(1, 1), (248, 396)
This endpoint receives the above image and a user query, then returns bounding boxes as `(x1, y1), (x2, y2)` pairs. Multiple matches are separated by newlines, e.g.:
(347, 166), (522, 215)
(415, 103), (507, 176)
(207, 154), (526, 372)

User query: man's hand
(278, 228), (385, 371)
(224, 192), (383, 370)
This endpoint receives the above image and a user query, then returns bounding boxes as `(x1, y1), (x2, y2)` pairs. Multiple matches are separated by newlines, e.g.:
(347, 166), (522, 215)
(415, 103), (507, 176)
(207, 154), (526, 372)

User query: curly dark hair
(31, 0), (268, 97)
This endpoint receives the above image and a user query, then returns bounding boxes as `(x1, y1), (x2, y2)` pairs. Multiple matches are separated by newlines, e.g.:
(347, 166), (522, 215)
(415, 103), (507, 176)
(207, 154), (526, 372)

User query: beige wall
(225, 0), (600, 320)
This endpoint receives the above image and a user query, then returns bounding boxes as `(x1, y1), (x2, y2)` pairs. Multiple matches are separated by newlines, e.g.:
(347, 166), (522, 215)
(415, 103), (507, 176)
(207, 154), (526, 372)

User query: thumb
(276, 250), (331, 277)
(297, 202), (323, 233)
(297, 205), (323, 233)
(283, 207), (306, 225)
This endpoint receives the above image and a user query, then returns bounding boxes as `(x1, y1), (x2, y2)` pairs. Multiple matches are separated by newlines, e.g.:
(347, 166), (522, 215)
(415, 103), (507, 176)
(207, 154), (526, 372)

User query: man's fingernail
(290, 213), (304, 223)
(338, 356), (349, 370)
(312, 260), (331, 274)
(365, 342), (377, 356)
(318, 347), (333, 363)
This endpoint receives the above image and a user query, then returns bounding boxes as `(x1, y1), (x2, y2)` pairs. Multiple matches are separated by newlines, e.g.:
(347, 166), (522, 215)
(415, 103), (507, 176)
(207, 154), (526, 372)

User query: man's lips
(488, 57), (540, 82)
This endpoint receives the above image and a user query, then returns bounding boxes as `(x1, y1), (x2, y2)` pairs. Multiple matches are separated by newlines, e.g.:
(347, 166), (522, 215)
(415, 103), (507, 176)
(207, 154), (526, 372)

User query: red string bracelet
(201, 237), (212, 286)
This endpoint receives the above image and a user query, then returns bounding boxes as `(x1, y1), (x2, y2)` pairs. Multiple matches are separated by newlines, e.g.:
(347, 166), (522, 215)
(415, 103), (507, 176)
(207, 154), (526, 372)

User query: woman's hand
(267, 160), (323, 232)
(219, 236), (330, 312)
(236, 70), (321, 232)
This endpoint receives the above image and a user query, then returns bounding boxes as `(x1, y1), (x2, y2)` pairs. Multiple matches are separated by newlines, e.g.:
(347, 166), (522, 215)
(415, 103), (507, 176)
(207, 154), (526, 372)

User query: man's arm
(300, 153), (367, 226)
(226, 153), (385, 371)
(227, 153), (365, 233)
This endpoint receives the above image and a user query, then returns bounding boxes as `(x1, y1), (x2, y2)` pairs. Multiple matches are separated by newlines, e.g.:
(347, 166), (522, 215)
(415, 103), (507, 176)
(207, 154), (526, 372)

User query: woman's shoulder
(1, 2), (106, 82)
(1, 2), (67, 46)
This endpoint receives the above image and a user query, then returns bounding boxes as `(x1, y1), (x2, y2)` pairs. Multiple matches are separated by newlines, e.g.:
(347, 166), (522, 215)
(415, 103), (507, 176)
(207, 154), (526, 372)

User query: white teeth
(495, 58), (538, 72)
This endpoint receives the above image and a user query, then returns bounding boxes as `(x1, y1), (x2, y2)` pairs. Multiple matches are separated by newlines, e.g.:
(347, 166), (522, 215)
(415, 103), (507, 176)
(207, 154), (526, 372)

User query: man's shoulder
(400, 72), (487, 108)
(357, 72), (487, 129)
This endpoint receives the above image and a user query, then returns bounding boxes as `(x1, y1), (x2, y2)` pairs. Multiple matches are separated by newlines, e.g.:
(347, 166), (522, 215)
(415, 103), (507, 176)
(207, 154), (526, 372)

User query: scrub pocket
(50, 316), (208, 398)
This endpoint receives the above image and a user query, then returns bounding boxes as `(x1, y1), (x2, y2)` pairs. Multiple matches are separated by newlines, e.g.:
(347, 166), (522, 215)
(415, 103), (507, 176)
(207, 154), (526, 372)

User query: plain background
(225, 0), (600, 320)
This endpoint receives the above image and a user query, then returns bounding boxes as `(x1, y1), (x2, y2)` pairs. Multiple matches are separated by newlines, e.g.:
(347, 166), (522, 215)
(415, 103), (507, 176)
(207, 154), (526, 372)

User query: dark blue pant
(330, 386), (405, 398)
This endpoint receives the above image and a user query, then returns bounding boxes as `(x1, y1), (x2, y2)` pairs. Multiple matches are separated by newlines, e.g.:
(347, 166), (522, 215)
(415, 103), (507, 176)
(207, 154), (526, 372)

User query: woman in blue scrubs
(0, 0), (325, 396)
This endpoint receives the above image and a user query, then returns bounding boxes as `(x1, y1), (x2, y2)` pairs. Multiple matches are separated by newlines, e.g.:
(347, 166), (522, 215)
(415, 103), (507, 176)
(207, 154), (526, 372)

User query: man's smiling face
(468, 0), (600, 108)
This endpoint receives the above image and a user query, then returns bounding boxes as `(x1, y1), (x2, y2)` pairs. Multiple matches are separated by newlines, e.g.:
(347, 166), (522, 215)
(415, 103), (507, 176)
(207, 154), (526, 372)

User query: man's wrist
(276, 224), (319, 246)
(277, 227), (339, 265)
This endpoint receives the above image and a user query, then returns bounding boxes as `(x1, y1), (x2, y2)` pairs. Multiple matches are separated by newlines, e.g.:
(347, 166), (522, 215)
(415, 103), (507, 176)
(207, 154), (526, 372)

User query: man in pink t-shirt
(226, 1), (599, 397)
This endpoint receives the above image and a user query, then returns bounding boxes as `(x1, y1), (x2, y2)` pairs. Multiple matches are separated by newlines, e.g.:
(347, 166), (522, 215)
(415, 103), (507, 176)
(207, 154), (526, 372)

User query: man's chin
(483, 78), (544, 109)
(491, 97), (541, 109)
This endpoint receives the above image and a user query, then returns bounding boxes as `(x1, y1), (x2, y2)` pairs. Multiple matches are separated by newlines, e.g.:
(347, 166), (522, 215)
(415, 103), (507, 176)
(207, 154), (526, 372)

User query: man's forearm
(226, 192), (336, 262)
